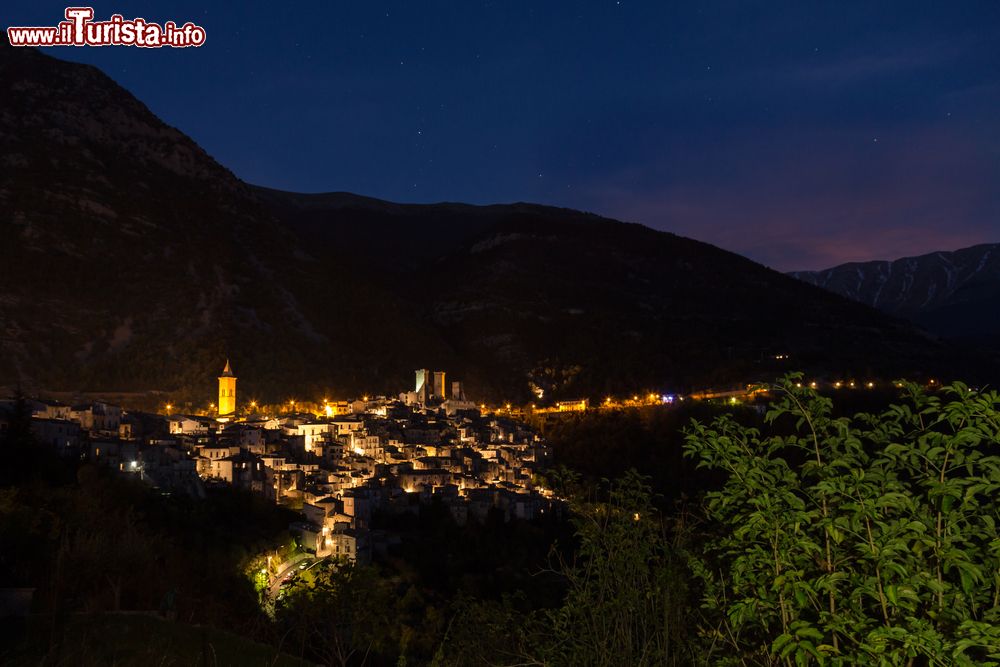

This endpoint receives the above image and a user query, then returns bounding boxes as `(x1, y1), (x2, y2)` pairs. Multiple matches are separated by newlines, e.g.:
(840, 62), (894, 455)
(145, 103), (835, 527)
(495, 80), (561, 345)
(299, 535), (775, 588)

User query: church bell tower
(218, 359), (237, 418)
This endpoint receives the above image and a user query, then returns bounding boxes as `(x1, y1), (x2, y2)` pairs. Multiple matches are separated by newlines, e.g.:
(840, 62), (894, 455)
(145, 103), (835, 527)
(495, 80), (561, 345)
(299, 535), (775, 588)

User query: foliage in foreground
(440, 472), (694, 667)
(539, 471), (694, 666)
(684, 376), (1000, 665)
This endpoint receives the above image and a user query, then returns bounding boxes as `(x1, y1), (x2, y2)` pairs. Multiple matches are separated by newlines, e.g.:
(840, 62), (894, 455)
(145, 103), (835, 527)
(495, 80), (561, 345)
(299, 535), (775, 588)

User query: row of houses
(2, 394), (559, 565)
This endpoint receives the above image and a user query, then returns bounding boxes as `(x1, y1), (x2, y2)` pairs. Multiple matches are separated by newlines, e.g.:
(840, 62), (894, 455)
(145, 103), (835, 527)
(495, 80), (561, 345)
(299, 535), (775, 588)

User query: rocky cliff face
(791, 244), (1000, 341)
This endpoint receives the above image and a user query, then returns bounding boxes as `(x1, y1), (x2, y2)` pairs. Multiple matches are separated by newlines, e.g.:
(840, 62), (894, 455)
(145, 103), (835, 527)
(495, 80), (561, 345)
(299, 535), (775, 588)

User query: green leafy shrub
(683, 375), (1000, 665)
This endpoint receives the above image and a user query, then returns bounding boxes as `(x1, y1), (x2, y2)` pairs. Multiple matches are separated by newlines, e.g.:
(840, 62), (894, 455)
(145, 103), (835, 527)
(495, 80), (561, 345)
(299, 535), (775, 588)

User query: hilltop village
(2, 362), (557, 564)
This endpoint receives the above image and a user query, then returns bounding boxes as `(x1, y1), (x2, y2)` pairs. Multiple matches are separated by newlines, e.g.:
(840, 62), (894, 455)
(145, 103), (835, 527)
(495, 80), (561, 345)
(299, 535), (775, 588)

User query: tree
(540, 471), (694, 666)
(277, 562), (395, 666)
(683, 375), (1000, 665)
(0, 390), (36, 486)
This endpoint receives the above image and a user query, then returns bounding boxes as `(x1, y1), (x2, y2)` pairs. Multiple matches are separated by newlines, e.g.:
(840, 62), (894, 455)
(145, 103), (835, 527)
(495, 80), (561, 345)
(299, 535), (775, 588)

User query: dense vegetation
(4, 378), (1000, 665)
(685, 377), (1000, 665)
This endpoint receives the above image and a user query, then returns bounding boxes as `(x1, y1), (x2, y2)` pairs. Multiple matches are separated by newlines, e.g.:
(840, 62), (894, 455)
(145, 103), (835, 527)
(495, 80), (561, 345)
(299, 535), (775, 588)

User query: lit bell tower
(218, 359), (237, 418)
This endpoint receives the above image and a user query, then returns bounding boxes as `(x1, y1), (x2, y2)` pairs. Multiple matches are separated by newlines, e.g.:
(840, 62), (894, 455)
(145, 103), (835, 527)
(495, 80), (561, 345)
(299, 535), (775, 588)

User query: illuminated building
(415, 368), (451, 401)
(415, 369), (431, 402)
(556, 399), (588, 412)
(218, 359), (237, 418)
(433, 371), (447, 399)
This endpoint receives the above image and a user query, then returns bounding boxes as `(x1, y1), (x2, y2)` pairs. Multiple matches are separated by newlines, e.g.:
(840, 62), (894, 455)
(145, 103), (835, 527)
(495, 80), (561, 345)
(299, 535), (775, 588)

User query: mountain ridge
(2, 44), (996, 406)
(790, 243), (1000, 342)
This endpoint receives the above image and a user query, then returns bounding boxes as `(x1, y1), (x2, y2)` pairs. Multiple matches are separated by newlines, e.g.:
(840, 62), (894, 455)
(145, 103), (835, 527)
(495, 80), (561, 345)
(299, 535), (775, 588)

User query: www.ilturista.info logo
(7, 7), (206, 48)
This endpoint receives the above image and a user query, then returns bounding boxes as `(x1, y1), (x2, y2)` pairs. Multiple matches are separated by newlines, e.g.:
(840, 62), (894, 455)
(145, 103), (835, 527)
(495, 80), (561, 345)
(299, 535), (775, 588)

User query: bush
(683, 375), (1000, 665)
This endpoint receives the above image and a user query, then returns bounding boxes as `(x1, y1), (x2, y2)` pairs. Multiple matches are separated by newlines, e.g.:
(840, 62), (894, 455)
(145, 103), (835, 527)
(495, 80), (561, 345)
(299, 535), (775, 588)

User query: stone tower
(218, 359), (236, 417)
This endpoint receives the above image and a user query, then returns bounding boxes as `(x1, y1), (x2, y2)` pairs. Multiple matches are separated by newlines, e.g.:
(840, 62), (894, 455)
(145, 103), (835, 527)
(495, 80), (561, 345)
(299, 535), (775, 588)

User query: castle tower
(218, 359), (237, 417)
(415, 369), (431, 403)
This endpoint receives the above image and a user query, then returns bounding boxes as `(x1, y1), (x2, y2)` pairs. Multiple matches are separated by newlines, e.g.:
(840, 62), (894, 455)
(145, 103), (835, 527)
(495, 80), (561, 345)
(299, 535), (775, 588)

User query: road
(266, 554), (312, 600)
(265, 554), (328, 601)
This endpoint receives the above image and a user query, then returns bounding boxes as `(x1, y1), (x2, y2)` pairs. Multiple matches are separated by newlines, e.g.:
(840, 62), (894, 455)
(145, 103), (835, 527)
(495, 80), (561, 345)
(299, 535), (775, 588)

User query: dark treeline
(534, 401), (762, 503)
(535, 388), (914, 501)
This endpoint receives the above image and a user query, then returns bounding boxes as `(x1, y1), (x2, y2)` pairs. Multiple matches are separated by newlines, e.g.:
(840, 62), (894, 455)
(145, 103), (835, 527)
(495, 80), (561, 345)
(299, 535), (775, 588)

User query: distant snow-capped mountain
(790, 243), (1000, 341)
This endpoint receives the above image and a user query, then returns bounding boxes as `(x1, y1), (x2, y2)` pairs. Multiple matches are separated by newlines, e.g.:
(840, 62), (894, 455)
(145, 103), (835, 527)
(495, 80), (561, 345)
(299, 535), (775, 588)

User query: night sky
(8, 1), (1000, 270)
